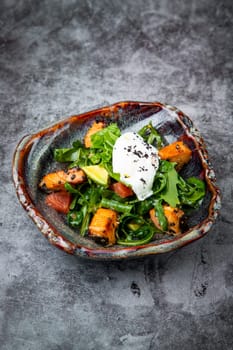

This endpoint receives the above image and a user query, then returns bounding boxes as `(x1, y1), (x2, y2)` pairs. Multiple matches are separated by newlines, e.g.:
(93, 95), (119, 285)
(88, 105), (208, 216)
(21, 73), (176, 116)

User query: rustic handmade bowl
(12, 101), (221, 259)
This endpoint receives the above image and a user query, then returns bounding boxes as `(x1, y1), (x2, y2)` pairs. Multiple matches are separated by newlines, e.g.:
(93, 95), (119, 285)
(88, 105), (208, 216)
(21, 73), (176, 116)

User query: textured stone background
(0, 0), (233, 349)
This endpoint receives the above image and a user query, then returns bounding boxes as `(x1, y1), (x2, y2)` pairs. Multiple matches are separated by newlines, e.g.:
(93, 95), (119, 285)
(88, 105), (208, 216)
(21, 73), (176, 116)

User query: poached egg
(112, 132), (159, 200)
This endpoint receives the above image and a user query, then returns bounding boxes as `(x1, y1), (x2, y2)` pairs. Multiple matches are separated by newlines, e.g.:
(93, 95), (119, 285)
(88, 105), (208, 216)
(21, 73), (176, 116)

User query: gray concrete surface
(0, 0), (232, 349)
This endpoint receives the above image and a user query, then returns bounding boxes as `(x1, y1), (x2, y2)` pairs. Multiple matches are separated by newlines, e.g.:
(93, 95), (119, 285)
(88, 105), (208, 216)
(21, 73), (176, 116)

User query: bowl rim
(12, 101), (221, 259)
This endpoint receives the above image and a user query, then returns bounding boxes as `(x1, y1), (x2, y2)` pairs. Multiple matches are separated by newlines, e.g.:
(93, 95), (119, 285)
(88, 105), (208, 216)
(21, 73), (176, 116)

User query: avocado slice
(81, 165), (109, 186)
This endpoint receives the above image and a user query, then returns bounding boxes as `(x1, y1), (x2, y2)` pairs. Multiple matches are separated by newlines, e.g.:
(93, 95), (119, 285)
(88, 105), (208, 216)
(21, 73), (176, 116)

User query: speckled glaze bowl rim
(12, 101), (221, 260)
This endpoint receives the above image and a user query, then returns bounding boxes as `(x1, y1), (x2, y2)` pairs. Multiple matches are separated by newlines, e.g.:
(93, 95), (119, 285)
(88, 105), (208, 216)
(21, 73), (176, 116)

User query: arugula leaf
(117, 214), (155, 246)
(65, 182), (103, 236)
(64, 182), (80, 193)
(67, 211), (83, 227)
(178, 176), (206, 207)
(153, 199), (168, 231)
(153, 160), (205, 208)
(100, 198), (133, 213)
(138, 121), (164, 149)
(155, 160), (180, 207)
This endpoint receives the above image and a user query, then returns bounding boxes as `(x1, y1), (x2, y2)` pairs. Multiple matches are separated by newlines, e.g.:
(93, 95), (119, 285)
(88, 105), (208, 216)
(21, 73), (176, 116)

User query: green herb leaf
(178, 176), (206, 207)
(91, 123), (121, 148)
(67, 211), (83, 227)
(65, 183), (103, 236)
(153, 199), (168, 231)
(100, 198), (133, 213)
(138, 122), (164, 148)
(117, 214), (155, 246)
(157, 160), (180, 207)
(90, 123), (121, 166)
(54, 148), (80, 163)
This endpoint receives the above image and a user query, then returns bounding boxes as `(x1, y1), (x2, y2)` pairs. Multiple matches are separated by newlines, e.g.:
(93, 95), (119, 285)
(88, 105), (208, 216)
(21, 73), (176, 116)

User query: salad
(39, 120), (205, 246)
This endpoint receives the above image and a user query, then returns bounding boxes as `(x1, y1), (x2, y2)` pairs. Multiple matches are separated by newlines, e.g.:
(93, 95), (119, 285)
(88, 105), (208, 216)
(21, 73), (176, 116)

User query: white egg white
(112, 132), (159, 200)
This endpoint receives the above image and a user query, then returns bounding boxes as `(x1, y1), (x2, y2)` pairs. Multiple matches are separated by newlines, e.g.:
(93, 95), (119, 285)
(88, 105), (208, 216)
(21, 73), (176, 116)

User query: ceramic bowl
(12, 101), (221, 259)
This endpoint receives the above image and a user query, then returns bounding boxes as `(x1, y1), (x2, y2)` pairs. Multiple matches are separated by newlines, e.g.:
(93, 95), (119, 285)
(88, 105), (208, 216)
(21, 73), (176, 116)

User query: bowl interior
(20, 103), (211, 249)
